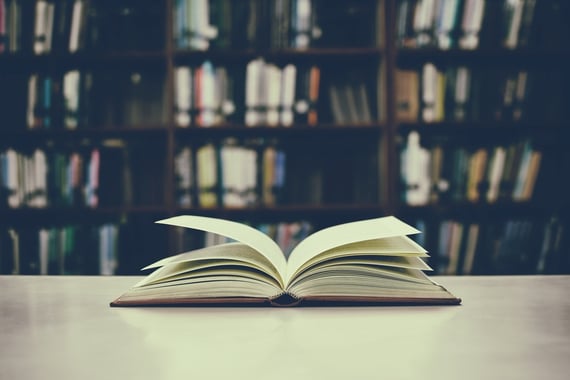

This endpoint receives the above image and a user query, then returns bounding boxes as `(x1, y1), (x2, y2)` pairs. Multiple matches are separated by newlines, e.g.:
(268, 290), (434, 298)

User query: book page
(156, 216), (287, 286)
(286, 216), (420, 284)
(137, 242), (282, 289)
(289, 235), (430, 283)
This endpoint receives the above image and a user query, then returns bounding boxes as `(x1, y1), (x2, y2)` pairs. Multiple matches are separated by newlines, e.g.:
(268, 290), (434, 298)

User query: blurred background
(0, 0), (568, 276)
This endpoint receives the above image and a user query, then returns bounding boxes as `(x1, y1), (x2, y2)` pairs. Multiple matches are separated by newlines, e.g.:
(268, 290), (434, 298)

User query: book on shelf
(396, 63), (543, 123)
(219, 140), (258, 207)
(182, 140), (286, 208)
(110, 214), (461, 307)
(173, 0), (218, 50)
(195, 142), (219, 207)
(395, 69), (419, 122)
(395, 0), (547, 50)
(328, 77), (372, 124)
(294, 64), (320, 125)
(244, 59), (305, 127)
(0, 223), (120, 275)
(417, 216), (569, 275)
(400, 131), (430, 206)
(399, 133), (543, 205)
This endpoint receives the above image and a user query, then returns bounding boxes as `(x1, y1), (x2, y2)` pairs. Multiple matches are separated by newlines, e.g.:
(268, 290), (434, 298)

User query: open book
(110, 215), (461, 307)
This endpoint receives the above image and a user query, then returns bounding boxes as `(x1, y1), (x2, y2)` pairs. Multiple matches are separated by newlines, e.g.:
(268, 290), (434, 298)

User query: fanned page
(156, 215), (287, 286)
(285, 216), (420, 284)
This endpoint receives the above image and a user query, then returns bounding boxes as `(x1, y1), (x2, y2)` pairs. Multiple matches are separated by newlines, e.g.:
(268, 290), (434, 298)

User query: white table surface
(0, 275), (568, 380)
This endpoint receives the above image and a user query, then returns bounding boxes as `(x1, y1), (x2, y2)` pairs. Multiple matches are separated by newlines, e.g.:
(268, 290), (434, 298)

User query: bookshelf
(391, 0), (570, 275)
(0, 0), (569, 276)
(0, 0), (387, 274)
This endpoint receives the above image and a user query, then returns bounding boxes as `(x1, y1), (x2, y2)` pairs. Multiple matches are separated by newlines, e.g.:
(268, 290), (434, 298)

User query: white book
(63, 70), (80, 129)
(413, 0), (436, 46)
(200, 61), (216, 126)
(265, 64), (282, 126)
(69, 0), (83, 52)
(245, 59), (263, 126)
(6, 149), (19, 208)
(33, 1), (47, 54)
(174, 147), (193, 207)
(402, 132), (431, 206)
(504, 0), (524, 49)
(422, 63), (438, 122)
(280, 64), (296, 126)
(33, 149), (47, 208)
(189, 0), (218, 50)
(175, 67), (192, 127)
(294, 0), (312, 48)
(459, 0), (486, 50)
(221, 144), (241, 207)
(436, 0), (460, 49)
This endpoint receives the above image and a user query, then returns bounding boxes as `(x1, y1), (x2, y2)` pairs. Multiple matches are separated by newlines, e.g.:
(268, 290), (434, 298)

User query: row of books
(328, 75), (373, 124)
(174, 0), (320, 51)
(26, 70), (85, 129)
(0, 223), (119, 275)
(174, 60), (321, 127)
(1, 69), (166, 130)
(4, 60), (375, 130)
(396, 0), (568, 50)
(0, 147), (99, 208)
(0, 0), (164, 54)
(173, 0), (378, 51)
(395, 65), (568, 123)
(1, 0), (380, 54)
(0, 0), (85, 54)
(400, 132), (541, 205)
(0, 142), (166, 208)
(171, 219), (313, 258)
(175, 59), (375, 127)
(245, 59), (319, 126)
(411, 216), (568, 275)
(175, 140), (286, 208)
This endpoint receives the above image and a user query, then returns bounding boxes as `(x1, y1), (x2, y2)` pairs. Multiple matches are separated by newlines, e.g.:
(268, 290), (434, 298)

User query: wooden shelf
(0, 127), (169, 147)
(173, 203), (388, 224)
(396, 48), (570, 68)
(0, 51), (168, 71)
(173, 124), (385, 139)
(396, 201), (569, 219)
